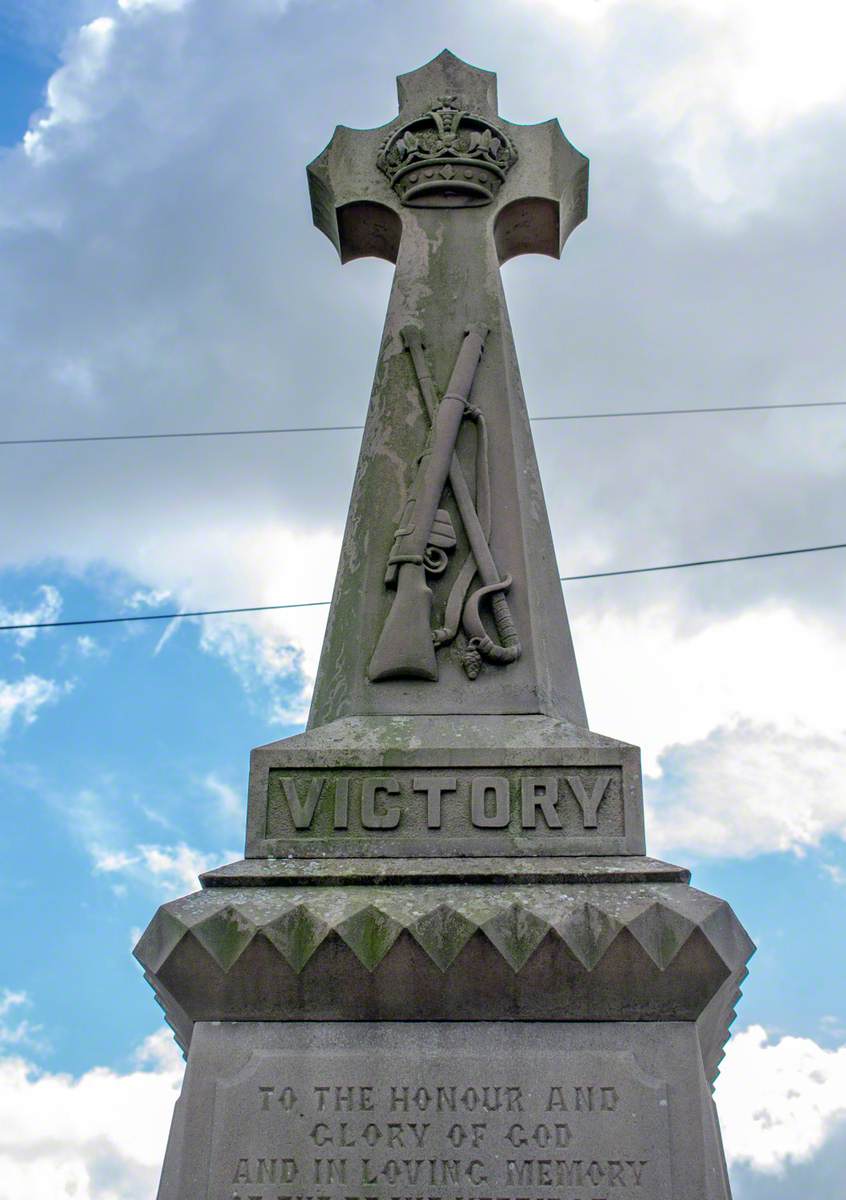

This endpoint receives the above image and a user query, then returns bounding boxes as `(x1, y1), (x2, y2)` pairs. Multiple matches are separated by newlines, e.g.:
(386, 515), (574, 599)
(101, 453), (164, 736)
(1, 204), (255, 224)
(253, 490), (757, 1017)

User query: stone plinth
(246, 716), (645, 858)
(153, 1022), (734, 1200)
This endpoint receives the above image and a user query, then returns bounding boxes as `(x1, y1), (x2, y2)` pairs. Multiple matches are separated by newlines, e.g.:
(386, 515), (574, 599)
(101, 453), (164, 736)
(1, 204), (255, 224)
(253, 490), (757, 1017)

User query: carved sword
(400, 325), (521, 676)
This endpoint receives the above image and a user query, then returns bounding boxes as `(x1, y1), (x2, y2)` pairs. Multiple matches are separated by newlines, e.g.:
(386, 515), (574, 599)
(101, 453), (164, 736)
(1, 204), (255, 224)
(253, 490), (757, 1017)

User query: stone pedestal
(246, 715), (645, 859)
(155, 1022), (733, 1200)
(136, 844), (751, 1198)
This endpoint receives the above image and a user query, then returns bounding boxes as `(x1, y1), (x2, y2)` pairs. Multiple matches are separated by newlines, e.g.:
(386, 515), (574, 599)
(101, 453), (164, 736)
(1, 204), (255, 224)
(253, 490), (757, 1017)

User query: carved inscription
(211, 1048), (672, 1200)
(263, 766), (624, 855)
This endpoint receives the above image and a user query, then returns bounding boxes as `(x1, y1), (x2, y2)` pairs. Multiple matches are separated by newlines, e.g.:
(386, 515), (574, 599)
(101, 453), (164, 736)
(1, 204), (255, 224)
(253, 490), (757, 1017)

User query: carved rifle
(400, 325), (521, 679)
(368, 324), (488, 681)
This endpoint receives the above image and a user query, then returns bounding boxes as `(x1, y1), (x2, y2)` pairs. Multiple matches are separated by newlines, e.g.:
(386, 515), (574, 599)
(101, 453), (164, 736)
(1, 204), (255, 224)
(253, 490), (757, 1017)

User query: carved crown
(377, 95), (517, 208)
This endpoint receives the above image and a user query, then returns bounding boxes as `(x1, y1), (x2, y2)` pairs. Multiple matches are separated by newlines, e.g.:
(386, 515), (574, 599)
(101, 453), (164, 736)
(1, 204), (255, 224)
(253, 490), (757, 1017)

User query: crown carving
(377, 95), (517, 208)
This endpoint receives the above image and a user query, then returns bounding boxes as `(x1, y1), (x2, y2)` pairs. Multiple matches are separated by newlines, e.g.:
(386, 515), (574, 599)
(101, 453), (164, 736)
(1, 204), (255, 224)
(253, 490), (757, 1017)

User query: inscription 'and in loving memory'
(268, 771), (614, 834)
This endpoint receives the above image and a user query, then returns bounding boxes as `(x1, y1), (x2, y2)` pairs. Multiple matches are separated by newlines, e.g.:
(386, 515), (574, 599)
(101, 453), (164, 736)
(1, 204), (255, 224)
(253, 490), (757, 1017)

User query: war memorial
(135, 51), (754, 1200)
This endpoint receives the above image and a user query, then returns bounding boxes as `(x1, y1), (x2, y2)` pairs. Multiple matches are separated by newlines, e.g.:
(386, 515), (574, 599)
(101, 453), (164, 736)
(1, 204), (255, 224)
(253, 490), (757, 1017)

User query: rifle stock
(368, 324), (488, 683)
(368, 562), (437, 681)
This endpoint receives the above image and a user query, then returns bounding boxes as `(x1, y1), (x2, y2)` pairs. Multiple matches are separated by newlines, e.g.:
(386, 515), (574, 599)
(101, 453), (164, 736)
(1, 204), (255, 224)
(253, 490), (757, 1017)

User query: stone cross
(307, 51), (589, 728)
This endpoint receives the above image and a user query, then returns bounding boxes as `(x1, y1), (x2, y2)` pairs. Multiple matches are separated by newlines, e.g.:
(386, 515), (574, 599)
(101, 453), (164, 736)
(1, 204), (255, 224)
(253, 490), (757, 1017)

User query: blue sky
(1, 2), (845, 1197)
(0, 568), (271, 1074)
(0, 52), (51, 144)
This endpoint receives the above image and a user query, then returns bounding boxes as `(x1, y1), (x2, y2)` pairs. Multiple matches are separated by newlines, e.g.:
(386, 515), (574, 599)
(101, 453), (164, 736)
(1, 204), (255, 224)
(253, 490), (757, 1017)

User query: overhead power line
(1, 540), (843, 633)
(0, 600), (331, 632)
(2, 397), (845, 447)
(0, 424), (364, 447)
(561, 541), (846, 580)
(532, 398), (846, 422)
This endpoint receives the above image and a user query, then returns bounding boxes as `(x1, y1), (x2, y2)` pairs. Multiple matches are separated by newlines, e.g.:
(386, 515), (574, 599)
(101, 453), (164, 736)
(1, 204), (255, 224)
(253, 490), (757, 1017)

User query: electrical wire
(562, 541), (846, 579)
(2, 540), (843, 633)
(3, 397), (845, 447)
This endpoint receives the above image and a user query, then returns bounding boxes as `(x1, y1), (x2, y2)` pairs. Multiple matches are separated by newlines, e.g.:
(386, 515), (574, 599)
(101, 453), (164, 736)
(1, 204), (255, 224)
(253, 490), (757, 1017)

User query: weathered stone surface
(247, 715), (645, 857)
(156, 1021), (731, 1200)
(201, 853), (690, 887)
(306, 51), (588, 726)
(135, 879), (753, 1068)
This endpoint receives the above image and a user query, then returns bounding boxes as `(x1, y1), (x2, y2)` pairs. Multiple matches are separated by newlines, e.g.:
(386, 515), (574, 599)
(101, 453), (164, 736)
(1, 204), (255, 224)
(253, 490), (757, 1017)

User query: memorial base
(158, 1020), (731, 1200)
(137, 860), (751, 1200)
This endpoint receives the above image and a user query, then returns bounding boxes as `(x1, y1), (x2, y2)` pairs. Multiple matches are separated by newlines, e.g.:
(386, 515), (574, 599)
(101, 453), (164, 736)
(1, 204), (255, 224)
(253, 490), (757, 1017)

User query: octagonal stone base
(135, 861), (752, 1091)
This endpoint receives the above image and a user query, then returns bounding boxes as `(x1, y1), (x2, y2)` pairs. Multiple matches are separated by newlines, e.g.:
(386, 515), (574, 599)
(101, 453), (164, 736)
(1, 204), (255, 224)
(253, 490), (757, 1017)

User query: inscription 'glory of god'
(213, 1047), (672, 1200)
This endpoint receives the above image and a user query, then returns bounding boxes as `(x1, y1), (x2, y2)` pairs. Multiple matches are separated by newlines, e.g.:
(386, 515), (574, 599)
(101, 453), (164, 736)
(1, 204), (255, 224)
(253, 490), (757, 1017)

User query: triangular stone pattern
(410, 903), (478, 971)
(136, 883), (753, 979)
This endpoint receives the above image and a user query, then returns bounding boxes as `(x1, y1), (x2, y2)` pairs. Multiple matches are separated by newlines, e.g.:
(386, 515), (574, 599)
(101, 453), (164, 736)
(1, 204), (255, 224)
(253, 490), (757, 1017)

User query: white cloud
(646, 722), (846, 858)
(568, 601), (846, 858)
(576, 602), (846, 773)
(641, 0), (846, 136)
(23, 17), (117, 165)
(0, 990), (41, 1051)
(187, 523), (338, 716)
(202, 772), (243, 822)
(92, 848), (137, 873)
(717, 1024), (846, 1174)
(0, 675), (67, 738)
(0, 585), (61, 647)
(521, 0), (846, 212)
(819, 1014), (846, 1041)
(119, 0), (190, 12)
(75, 634), (102, 657)
(124, 588), (171, 612)
(93, 840), (220, 894)
(0, 991), (26, 1022)
(152, 616), (181, 655)
(822, 864), (846, 887)
(67, 786), (230, 896)
(0, 1029), (182, 1200)
(136, 843), (217, 891)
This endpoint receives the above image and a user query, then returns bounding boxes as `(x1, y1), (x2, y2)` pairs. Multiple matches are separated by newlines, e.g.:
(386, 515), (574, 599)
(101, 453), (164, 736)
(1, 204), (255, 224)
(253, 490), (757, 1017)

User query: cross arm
(307, 123), (403, 265)
(494, 118), (589, 265)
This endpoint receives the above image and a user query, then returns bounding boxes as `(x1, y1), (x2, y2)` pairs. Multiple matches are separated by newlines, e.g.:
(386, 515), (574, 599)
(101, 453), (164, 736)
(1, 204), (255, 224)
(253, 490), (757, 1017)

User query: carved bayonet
(368, 324), (488, 681)
(400, 325), (521, 679)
